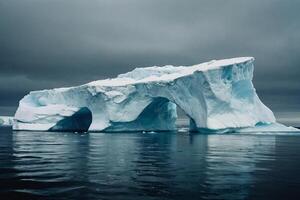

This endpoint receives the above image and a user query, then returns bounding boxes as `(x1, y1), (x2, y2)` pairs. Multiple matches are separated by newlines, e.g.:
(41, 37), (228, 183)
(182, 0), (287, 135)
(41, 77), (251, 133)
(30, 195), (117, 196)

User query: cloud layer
(0, 0), (299, 115)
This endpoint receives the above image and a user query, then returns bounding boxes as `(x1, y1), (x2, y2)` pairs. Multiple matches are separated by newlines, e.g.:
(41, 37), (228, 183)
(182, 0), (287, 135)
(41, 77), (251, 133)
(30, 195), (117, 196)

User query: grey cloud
(0, 0), (299, 115)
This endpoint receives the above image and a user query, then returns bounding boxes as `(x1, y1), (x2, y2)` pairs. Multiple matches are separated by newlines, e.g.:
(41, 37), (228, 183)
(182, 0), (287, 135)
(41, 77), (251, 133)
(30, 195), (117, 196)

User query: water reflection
(127, 134), (172, 198)
(0, 128), (299, 199)
(205, 135), (275, 199)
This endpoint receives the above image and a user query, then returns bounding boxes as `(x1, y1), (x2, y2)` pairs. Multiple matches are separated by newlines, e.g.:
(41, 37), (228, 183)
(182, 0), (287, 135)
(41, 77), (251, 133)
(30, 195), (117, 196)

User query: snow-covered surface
(13, 57), (279, 132)
(0, 116), (13, 126)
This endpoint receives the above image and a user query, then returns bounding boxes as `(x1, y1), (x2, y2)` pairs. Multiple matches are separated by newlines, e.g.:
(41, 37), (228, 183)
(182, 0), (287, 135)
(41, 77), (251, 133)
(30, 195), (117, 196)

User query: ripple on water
(1, 128), (300, 199)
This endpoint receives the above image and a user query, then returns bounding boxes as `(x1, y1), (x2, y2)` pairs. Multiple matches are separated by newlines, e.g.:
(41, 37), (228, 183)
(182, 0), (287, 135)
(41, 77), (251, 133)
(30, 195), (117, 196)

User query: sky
(0, 0), (299, 121)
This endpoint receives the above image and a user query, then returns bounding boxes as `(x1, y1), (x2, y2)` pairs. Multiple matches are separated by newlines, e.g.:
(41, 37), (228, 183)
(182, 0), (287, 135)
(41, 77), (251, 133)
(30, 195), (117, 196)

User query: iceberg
(0, 116), (13, 127)
(13, 57), (294, 132)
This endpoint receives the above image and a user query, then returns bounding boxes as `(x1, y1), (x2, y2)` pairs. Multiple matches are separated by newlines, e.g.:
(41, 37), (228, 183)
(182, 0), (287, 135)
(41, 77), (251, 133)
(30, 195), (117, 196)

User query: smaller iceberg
(0, 116), (13, 127)
(237, 123), (299, 133)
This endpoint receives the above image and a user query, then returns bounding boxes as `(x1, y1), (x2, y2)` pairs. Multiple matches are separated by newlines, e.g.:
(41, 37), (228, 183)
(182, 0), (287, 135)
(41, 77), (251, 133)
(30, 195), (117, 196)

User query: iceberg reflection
(2, 130), (287, 200)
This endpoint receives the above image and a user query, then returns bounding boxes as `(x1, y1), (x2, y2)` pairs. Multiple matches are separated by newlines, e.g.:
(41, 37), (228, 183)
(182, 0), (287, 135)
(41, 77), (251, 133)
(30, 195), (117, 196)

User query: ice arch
(103, 97), (177, 132)
(13, 57), (276, 132)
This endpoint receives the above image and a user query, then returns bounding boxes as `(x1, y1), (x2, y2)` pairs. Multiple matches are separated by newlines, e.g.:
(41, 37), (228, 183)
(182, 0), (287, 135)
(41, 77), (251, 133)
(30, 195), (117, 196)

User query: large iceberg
(13, 57), (284, 132)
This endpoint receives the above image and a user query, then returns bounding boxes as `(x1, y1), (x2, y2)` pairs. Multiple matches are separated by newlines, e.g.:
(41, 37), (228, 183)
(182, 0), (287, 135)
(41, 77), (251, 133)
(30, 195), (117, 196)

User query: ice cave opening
(103, 97), (178, 132)
(100, 96), (201, 133)
(50, 107), (92, 132)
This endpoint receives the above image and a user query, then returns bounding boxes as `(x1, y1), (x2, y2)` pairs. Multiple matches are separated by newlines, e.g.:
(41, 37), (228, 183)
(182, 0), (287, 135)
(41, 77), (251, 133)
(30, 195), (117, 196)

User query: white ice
(13, 57), (295, 132)
(0, 116), (13, 126)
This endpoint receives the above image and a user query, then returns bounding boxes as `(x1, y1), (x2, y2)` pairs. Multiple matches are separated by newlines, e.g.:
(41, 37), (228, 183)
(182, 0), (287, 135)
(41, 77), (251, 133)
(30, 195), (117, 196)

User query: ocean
(1, 125), (300, 200)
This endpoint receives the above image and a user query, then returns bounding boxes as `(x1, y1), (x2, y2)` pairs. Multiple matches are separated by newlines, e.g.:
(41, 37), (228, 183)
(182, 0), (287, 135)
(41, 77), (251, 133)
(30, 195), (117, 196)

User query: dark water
(1, 127), (300, 200)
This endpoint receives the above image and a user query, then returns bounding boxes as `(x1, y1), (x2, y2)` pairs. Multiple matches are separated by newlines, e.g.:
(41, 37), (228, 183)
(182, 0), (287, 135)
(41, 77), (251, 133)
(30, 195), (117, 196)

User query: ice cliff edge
(13, 57), (277, 132)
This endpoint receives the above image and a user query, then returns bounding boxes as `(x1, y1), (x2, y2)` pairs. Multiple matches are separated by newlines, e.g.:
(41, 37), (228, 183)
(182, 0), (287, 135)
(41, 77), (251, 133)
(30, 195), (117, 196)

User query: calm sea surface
(1, 126), (300, 200)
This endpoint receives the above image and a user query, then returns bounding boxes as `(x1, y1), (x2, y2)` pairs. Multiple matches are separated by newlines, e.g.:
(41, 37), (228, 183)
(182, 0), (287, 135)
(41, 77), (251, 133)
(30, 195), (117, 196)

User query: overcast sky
(0, 0), (299, 115)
